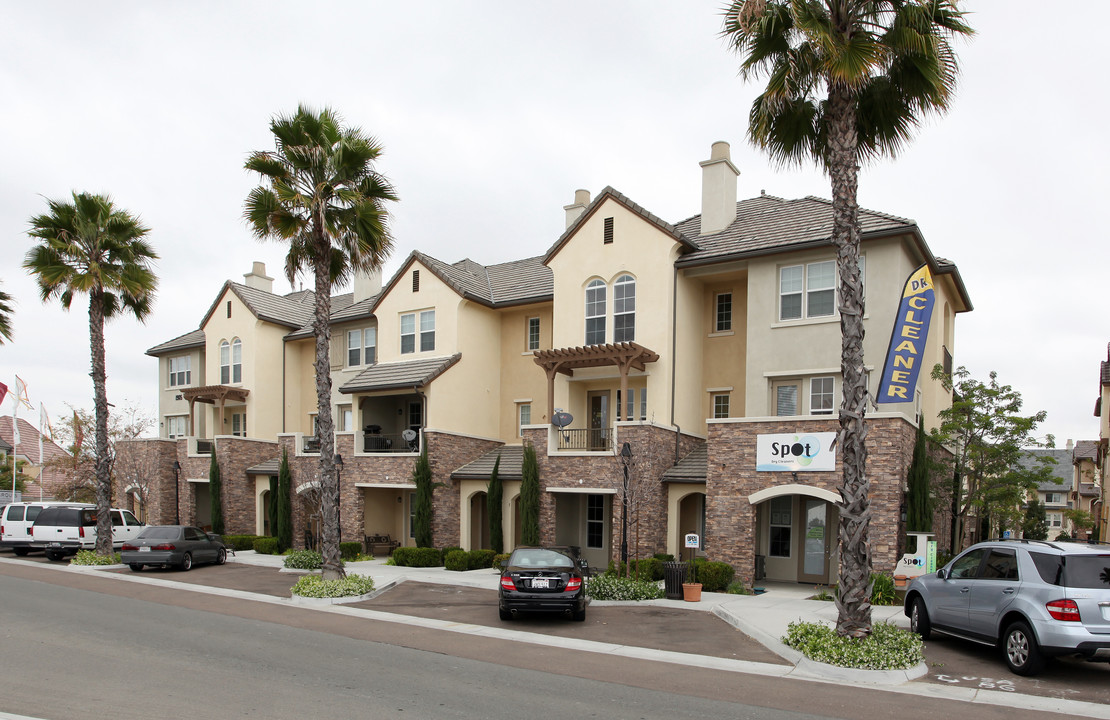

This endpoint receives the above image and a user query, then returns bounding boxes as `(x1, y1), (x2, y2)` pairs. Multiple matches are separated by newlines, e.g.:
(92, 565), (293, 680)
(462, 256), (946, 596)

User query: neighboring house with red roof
(0, 416), (73, 501)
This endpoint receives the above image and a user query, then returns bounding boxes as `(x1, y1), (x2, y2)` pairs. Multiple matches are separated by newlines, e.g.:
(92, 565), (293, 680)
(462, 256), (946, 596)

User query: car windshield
(509, 549), (574, 568)
(138, 526), (181, 540)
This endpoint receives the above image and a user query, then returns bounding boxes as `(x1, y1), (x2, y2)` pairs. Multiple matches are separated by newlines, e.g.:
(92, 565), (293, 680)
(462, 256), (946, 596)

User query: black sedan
(121, 525), (227, 571)
(498, 546), (588, 621)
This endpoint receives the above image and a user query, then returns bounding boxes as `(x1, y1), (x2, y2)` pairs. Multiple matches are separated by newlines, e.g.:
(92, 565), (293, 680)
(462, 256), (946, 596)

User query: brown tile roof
(146, 328), (205, 356)
(199, 281), (316, 330)
(452, 444), (523, 480)
(338, 354), (462, 394)
(1073, 440), (1099, 461)
(662, 443), (707, 482)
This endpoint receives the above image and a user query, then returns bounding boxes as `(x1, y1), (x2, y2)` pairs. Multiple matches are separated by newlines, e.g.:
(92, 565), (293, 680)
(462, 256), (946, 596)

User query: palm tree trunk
(312, 226), (343, 579)
(827, 84), (872, 638)
(89, 290), (113, 557)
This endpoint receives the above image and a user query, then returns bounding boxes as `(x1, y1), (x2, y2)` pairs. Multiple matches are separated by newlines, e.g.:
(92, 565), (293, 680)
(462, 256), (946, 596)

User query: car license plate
(139, 546), (151, 552)
(531, 578), (550, 589)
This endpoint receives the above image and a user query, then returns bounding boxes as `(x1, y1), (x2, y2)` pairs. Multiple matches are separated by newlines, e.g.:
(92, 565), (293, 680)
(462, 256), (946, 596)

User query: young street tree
(722, 0), (972, 638)
(520, 444), (540, 546)
(245, 105), (397, 579)
(25, 193), (158, 556)
(487, 454), (504, 554)
(930, 365), (1052, 550)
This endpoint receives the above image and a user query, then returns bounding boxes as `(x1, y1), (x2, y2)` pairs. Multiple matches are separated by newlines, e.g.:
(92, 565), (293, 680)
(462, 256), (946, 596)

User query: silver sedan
(121, 525), (227, 571)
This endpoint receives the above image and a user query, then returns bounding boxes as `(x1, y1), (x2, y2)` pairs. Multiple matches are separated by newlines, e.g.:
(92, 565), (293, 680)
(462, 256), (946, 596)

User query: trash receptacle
(663, 561), (688, 600)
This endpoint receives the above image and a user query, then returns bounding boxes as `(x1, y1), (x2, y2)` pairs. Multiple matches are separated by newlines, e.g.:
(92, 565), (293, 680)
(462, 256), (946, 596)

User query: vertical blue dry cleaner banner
(877, 264), (934, 404)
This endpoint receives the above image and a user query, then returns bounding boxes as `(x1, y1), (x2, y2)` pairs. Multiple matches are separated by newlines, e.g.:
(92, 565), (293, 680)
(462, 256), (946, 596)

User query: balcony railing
(555, 427), (611, 452)
(362, 430), (421, 454)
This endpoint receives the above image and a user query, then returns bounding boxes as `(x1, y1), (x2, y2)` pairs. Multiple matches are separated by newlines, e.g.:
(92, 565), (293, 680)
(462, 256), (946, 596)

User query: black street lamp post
(620, 442), (631, 566)
(172, 460), (181, 525)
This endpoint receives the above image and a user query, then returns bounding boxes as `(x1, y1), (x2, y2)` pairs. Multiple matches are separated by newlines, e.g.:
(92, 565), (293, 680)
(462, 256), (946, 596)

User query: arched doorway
(470, 491), (490, 550)
(675, 491), (706, 556)
(749, 484), (840, 584)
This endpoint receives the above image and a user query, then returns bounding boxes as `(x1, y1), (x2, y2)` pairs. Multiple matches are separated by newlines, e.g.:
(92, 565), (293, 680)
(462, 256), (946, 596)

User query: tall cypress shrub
(268, 476), (278, 538)
(487, 454), (503, 553)
(276, 447), (293, 551)
(209, 451), (225, 535)
(906, 416), (933, 532)
(413, 447), (434, 548)
(520, 443), (539, 545)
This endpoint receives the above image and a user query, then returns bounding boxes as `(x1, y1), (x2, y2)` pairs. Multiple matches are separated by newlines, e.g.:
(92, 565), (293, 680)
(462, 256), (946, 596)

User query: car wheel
(216, 548), (227, 565)
(180, 552), (193, 571)
(13, 547), (29, 557)
(572, 607), (586, 622)
(910, 597), (932, 640)
(1004, 620), (1046, 676)
(129, 563), (144, 572)
(45, 551), (64, 562)
(499, 607), (512, 621)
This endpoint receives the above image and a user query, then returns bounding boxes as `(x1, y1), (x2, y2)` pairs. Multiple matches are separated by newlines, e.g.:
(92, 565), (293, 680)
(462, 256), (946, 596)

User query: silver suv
(904, 539), (1110, 675)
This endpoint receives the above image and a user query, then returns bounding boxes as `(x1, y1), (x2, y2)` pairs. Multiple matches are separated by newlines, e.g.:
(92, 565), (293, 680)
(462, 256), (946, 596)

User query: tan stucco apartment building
(124, 142), (972, 584)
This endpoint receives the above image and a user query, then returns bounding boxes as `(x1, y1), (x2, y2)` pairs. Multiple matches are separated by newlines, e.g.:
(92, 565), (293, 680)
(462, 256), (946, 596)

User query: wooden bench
(364, 533), (400, 556)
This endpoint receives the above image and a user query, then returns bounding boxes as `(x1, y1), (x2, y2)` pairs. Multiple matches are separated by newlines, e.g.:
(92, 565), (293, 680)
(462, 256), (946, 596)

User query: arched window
(613, 274), (635, 342)
(585, 279), (606, 345)
(231, 338), (242, 383)
(219, 340), (230, 384)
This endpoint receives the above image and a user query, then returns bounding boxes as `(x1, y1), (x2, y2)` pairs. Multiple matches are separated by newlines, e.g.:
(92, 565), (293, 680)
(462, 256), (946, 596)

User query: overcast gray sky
(1, 1), (1105, 448)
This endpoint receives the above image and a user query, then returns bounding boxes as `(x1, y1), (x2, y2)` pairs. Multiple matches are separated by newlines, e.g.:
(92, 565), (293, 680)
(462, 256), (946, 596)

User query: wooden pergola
(533, 342), (660, 422)
(180, 385), (250, 436)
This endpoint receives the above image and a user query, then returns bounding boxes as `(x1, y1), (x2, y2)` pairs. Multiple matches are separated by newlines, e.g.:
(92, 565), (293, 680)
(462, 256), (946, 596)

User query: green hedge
(440, 545), (462, 563)
(468, 549), (498, 570)
(586, 575), (664, 601)
(445, 549), (469, 571)
(339, 542), (362, 561)
(253, 537), (280, 555)
(697, 561), (735, 592)
(392, 547), (443, 567)
(493, 552), (510, 569)
(283, 549), (324, 570)
(224, 534), (264, 551)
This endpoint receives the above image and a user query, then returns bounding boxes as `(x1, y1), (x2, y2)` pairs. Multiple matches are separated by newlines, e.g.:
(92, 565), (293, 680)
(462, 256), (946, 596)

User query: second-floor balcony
(555, 427), (612, 452)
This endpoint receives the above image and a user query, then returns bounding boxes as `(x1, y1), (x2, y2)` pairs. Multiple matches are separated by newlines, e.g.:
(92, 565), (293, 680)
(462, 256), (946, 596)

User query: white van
(1, 501), (94, 555)
(31, 505), (145, 561)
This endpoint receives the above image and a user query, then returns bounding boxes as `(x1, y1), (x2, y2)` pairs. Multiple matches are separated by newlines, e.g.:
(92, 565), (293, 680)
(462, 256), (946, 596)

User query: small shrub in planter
(444, 549), (469, 571)
(339, 542), (362, 561)
(392, 547), (443, 567)
(783, 621), (924, 670)
(870, 573), (898, 606)
(467, 549), (497, 570)
(253, 537), (280, 555)
(698, 561), (735, 592)
(631, 557), (664, 581)
(71, 550), (120, 565)
(283, 549), (324, 570)
(440, 546), (462, 564)
(586, 575), (665, 601)
(726, 579), (751, 595)
(291, 573), (375, 599)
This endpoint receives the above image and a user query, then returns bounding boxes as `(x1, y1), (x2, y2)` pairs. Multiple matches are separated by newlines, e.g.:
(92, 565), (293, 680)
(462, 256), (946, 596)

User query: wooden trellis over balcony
(180, 385), (250, 436)
(533, 342), (660, 422)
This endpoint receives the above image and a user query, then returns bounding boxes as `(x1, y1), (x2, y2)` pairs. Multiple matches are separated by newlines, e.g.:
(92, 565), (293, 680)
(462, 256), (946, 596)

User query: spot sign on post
(684, 533), (700, 549)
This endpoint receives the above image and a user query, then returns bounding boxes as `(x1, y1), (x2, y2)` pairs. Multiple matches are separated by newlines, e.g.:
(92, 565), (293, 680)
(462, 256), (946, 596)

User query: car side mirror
(936, 569), (947, 580)
(498, 559), (507, 570)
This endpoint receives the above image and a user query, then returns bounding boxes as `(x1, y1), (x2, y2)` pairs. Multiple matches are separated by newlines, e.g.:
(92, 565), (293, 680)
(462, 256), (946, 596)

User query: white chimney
(353, 267), (383, 303)
(699, 141), (740, 235)
(563, 189), (591, 229)
(1066, 438), (1074, 451)
(243, 261), (273, 293)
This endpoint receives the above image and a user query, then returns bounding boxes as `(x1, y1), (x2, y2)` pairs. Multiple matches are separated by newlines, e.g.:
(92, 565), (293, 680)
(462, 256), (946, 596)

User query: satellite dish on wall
(402, 428), (418, 451)
(552, 411), (573, 428)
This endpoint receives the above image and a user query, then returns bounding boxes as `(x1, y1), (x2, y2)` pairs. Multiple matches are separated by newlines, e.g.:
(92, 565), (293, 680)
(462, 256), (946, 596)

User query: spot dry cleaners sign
(756, 432), (836, 472)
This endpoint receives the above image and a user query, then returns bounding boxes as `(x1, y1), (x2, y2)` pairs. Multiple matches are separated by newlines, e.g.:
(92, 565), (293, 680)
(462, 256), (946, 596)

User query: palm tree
(723, 1), (972, 637)
(24, 192), (158, 556)
(0, 281), (13, 343)
(245, 105), (397, 579)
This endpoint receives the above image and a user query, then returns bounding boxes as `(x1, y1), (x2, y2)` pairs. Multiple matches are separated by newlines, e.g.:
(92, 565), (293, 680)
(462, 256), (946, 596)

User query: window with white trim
(780, 261), (834, 320)
(639, 387), (647, 420)
(587, 494), (605, 548)
(347, 327), (377, 366)
(231, 339), (242, 383)
(401, 311), (435, 354)
(585, 279), (606, 345)
(168, 355), (191, 387)
(527, 317), (540, 351)
(810, 377), (834, 415)
(219, 341), (230, 384)
(338, 405), (352, 432)
(347, 329), (363, 367)
(1047, 512), (1063, 528)
(769, 496), (792, 557)
(774, 382), (799, 416)
(712, 394), (730, 419)
(1044, 492), (1065, 505)
(166, 415), (188, 438)
(231, 413), (246, 437)
(365, 327), (377, 365)
(613, 274), (635, 343)
(518, 403), (531, 437)
(715, 292), (732, 332)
